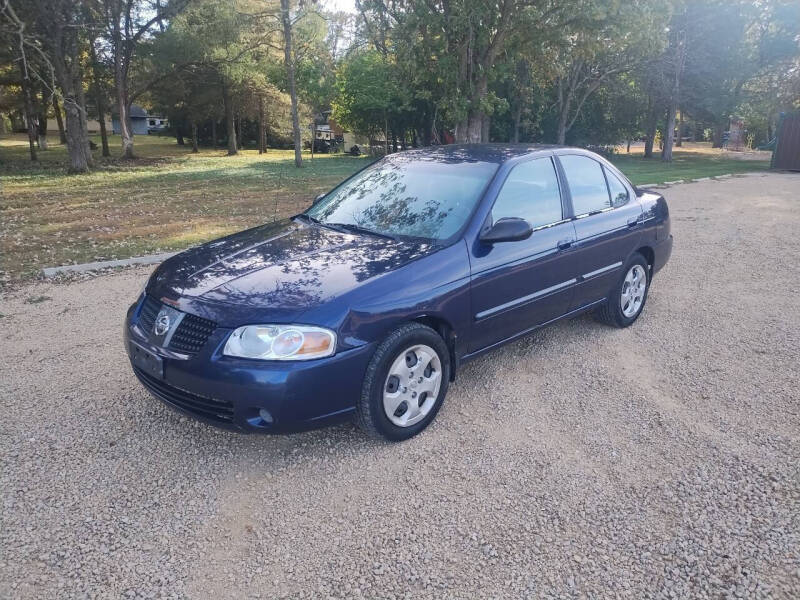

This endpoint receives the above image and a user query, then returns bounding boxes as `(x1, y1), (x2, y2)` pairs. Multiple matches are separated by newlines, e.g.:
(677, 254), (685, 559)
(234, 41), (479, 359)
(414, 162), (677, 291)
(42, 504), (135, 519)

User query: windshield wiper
(294, 213), (320, 225)
(327, 222), (397, 240)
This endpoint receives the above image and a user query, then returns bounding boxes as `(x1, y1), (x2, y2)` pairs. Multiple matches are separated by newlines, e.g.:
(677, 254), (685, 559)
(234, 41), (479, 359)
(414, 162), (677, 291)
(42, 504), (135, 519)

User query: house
(112, 104), (168, 135)
(46, 116), (111, 135)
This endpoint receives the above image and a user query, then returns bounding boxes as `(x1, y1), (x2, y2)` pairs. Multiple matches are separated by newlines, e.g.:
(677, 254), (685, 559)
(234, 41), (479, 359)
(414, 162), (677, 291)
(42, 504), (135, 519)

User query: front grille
(134, 367), (235, 424)
(170, 313), (216, 354)
(137, 295), (216, 355)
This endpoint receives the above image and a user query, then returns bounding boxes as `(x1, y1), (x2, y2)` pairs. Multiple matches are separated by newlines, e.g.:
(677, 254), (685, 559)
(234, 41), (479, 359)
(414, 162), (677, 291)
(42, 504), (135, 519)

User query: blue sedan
(125, 145), (672, 440)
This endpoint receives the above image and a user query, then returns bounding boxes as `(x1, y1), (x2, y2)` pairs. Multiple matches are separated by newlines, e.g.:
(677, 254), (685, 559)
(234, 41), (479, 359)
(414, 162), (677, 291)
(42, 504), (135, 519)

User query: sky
(323, 0), (357, 13)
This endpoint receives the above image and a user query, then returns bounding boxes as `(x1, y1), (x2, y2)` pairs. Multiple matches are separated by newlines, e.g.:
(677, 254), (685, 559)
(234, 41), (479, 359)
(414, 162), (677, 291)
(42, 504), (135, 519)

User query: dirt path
(1, 172), (799, 599)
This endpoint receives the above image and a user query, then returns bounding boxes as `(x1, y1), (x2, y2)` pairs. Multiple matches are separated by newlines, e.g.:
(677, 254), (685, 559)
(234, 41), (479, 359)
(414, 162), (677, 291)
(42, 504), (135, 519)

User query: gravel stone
(1, 172), (799, 599)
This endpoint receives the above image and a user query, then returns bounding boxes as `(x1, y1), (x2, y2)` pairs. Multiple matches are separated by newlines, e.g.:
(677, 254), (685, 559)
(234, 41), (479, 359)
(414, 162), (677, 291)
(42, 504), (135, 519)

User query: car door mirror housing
(480, 217), (533, 244)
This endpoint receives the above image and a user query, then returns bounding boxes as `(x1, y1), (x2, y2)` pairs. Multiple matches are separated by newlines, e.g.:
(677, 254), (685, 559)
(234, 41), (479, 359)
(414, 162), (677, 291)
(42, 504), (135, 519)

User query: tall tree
(280, 0), (302, 166)
(552, 0), (668, 145)
(661, 8), (687, 162)
(99, 0), (187, 158)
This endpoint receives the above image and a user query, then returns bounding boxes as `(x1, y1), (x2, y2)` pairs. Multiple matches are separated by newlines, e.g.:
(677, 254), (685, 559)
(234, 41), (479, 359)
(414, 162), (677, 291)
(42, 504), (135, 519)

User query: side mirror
(313, 193), (325, 205)
(480, 217), (533, 244)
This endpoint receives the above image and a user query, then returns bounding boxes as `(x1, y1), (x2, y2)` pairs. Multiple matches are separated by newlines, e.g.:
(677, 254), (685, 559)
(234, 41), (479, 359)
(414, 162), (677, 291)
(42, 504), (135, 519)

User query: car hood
(150, 218), (434, 320)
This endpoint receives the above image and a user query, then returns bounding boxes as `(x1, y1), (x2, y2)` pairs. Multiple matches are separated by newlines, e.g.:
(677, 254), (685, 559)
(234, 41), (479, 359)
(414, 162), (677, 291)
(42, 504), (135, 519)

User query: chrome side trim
(574, 206), (615, 219)
(475, 278), (577, 320)
(532, 218), (572, 233)
(582, 261), (623, 280)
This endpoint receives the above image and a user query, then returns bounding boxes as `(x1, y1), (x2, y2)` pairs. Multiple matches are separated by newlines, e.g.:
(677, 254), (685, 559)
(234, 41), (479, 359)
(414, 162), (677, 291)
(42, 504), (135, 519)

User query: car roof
(389, 143), (567, 165)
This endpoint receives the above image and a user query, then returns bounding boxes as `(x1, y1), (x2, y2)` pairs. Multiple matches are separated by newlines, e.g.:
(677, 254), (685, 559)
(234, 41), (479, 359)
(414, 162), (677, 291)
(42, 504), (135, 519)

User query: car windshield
(305, 155), (498, 241)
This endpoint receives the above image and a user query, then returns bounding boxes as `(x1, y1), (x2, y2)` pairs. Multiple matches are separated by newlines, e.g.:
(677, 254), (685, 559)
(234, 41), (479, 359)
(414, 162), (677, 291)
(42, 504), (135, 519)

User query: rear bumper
(124, 302), (375, 434)
(652, 234), (673, 275)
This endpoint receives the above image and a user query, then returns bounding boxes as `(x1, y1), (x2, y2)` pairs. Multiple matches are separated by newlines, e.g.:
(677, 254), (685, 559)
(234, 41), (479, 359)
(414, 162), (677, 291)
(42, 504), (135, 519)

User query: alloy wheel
(620, 264), (647, 318)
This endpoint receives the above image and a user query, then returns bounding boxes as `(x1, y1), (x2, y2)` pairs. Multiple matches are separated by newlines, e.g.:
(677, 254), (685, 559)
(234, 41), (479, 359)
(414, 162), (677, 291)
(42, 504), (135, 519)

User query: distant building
(112, 104), (168, 135)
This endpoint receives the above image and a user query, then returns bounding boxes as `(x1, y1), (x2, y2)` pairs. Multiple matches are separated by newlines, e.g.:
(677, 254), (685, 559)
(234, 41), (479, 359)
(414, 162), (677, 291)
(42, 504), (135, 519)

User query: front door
(556, 154), (644, 310)
(469, 156), (579, 353)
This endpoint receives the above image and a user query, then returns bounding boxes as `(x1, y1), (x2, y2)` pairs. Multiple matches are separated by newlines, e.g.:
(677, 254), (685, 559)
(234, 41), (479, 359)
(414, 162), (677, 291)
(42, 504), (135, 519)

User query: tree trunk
(712, 123), (724, 148)
(37, 96), (49, 150)
(281, 0), (302, 168)
(236, 113), (243, 149)
(191, 121), (199, 153)
(61, 97), (90, 172)
(662, 102), (677, 162)
(643, 96), (657, 159)
(20, 68), (37, 162)
(89, 40), (109, 156)
(311, 122), (316, 160)
(52, 96), (66, 144)
(223, 84), (237, 155)
(96, 98), (110, 157)
(456, 110), (485, 144)
(556, 104), (569, 145)
(176, 124), (185, 145)
(675, 109), (683, 147)
(116, 95), (134, 158)
(481, 115), (490, 143)
(258, 98), (266, 154)
(211, 119), (217, 150)
(75, 71), (93, 167)
(511, 103), (522, 143)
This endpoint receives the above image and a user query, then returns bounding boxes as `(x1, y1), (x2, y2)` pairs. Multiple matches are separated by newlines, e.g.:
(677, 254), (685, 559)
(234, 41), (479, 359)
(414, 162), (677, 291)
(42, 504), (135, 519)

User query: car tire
(595, 253), (650, 328)
(356, 322), (450, 441)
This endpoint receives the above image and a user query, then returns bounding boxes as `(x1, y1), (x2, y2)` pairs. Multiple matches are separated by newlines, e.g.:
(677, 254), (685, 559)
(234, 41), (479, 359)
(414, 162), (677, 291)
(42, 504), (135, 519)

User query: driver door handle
(557, 239), (573, 251)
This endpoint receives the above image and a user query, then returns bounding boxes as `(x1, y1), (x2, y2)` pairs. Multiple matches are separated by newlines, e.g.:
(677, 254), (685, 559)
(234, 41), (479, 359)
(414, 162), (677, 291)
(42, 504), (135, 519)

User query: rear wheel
(356, 323), (450, 441)
(596, 253), (650, 328)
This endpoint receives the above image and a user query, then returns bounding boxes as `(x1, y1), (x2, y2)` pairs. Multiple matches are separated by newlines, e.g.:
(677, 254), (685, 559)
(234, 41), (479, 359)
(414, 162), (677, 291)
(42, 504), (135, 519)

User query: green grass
(1, 134), (369, 281)
(609, 146), (770, 185)
(0, 135), (770, 282)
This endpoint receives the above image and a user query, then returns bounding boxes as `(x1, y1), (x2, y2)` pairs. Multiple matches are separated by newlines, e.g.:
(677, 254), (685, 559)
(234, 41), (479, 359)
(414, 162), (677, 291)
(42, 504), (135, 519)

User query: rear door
(468, 156), (578, 352)
(556, 153), (643, 310)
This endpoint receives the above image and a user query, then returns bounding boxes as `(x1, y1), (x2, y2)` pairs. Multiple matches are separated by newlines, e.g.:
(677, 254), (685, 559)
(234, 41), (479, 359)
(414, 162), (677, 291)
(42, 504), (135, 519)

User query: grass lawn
(1, 134), (370, 281)
(609, 143), (771, 185)
(0, 135), (771, 282)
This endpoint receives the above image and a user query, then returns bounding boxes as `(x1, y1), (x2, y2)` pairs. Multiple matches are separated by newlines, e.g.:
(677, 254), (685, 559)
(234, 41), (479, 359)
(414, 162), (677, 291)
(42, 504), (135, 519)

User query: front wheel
(596, 254), (650, 328)
(356, 323), (450, 441)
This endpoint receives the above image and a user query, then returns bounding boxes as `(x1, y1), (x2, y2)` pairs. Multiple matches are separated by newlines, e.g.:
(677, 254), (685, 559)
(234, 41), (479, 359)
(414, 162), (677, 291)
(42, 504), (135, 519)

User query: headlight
(223, 324), (336, 361)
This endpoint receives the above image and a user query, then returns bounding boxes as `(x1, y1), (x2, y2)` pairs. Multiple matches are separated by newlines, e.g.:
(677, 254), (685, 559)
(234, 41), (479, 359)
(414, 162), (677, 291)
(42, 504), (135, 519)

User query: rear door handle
(627, 217), (639, 228)
(557, 239), (573, 251)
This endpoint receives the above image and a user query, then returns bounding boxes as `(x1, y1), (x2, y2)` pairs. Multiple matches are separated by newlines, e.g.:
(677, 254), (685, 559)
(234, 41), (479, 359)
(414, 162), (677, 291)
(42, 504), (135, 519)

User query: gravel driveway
(2, 172), (799, 599)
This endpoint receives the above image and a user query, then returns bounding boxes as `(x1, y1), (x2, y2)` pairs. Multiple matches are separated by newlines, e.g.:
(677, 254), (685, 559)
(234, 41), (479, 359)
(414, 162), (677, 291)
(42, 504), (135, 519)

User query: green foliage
(332, 50), (407, 140)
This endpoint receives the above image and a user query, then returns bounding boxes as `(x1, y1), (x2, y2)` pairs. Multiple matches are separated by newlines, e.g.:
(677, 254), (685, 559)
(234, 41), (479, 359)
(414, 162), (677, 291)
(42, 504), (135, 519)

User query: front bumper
(124, 300), (375, 433)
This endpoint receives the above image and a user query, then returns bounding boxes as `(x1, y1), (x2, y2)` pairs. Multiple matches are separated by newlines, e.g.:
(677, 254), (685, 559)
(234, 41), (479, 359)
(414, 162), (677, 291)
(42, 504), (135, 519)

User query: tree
(280, 0), (302, 166)
(3, 0), (94, 170)
(356, 0), (528, 144)
(660, 8), (687, 162)
(99, 0), (187, 158)
(551, 0), (669, 145)
(333, 49), (400, 154)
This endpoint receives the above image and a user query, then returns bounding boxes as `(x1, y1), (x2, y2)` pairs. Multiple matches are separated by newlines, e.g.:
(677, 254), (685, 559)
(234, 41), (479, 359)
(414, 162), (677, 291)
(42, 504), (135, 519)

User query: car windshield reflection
(305, 154), (498, 242)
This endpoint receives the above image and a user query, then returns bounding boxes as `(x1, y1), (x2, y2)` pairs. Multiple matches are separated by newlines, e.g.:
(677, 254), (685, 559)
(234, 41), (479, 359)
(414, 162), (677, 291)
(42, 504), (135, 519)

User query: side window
(491, 157), (563, 229)
(605, 168), (629, 208)
(559, 155), (611, 215)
